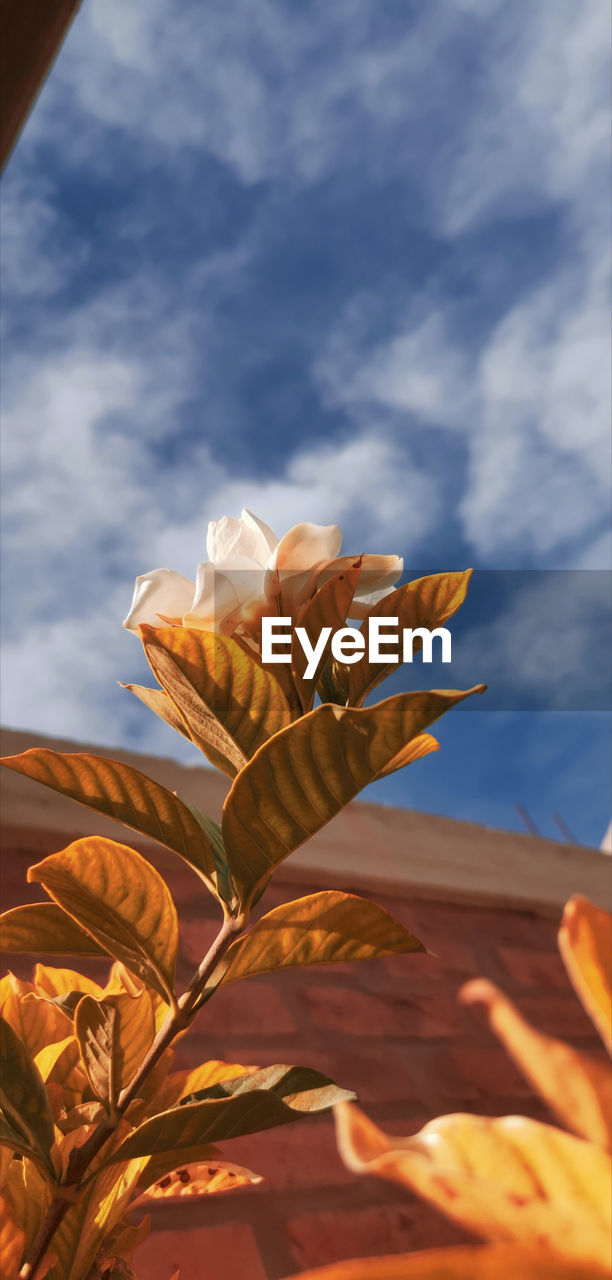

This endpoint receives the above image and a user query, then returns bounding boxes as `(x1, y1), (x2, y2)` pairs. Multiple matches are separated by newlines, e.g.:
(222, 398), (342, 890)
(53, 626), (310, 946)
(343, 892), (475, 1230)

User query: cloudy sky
(1, 0), (610, 846)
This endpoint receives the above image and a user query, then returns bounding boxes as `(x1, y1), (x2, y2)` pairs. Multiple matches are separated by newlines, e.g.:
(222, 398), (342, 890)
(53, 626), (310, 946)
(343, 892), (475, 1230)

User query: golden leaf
(109, 1067), (356, 1164)
(559, 896), (612, 1053)
(2, 749), (225, 904)
(0, 1014), (55, 1175)
(152, 1059), (257, 1112)
(28, 837), (179, 1006)
(74, 988), (156, 1107)
(214, 891), (425, 991)
(34, 966), (104, 1001)
(132, 1158), (262, 1207)
(349, 570), (473, 706)
(334, 1103), (612, 1270)
(0, 1193), (25, 1280)
(0, 973), (71, 1057)
(35, 1036), (87, 1116)
(0, 903), (106, 956)
(461, 978), (612, 1152)
(45, 1155), (148, 1280)
(222, 687), (484, 910)
(140, 624), (292, 772)
(2, 1155), (53, 1268)
(374, 732), (439, 778)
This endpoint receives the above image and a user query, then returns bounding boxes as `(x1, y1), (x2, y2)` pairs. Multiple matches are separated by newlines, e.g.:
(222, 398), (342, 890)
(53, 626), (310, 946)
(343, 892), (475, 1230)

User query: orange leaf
(335, 1103), (612, 1270)
(132, 1159), (262, 1207)
(461, 978), (612, 1152)
(559, 897), (612, 1053)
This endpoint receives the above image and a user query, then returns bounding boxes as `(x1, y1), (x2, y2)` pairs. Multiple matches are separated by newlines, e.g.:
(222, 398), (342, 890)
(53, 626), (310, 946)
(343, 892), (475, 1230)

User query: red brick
(383, 943), (477, 986)
(512, 993), (597, 1039)
(497, 946), (570, 990)
(220, 1117), (353, 1190)
(133, 1223), (267, 1280)
(448, 1044), (533, 1099)
(301, 984), (457, 1038)
(190, 980), (296, 1037)
(287, 1201), (469, 1270)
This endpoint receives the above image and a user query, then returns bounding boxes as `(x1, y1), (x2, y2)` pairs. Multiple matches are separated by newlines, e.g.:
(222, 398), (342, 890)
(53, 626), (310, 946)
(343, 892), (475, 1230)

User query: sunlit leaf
(2, 749), (225, 903)
(28, 837), (179, 1006)
(133, 1158), (262, 1206)
(0, 1193), (25, 1280)
(45, 1153), (148, 1280)
(285, 1244), (609, 1279)
(109, 1068), (356, 1163)
(0, 903), (106, 956)
(374, 732), (439, 778)
(0, 973), (71, 1057)
(140, 624), (292, 772)
(0, 1145), (14, 1191)
(74, 989), (156, 1108)
(34, 966), (104, 1001)
(211, 891), (425, 994)
(349, 570), (473, 706)
(35, 1036), (88, 1116)
(291, 564), (362, 712)
(335, 1103), (612, 1270)
(559, 897), (612, 1053)
(2, 1155), (53, 1270)
(152, 1060), (257, 1112)
(222, 687), (484, 910)
(0, 1014), (55, 1175)
(461, 978), (612, 1152)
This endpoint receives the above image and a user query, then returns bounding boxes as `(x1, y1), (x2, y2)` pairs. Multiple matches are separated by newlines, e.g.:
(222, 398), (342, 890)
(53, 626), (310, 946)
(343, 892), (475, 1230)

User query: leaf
(1, 749), (226, 904)
(222, 687), (485, 910)
(174, 793), (234, 910)
(559, 897), (612, 1053)
(45, 1154), (148, 1280)
(34, 966), (104, 1000)
(1, 1158), (55, 1276)
(108, 1068), (356, 1163)
(152, 1059), (257, 1112)
(133, 1158), (262, 1206)
(140, 624), (293, 771)
(28, 837), (179, 1006)
(461, 979), (612, 1152)
(0, 1014), (55, 1175)
(120, 682), (192, 739)
(291, 564), (363, 712)
(0, 903), (106, 956)
(213, 891), (425, 992)
(74, 990), (156, 1108)
(375, 732), (439, 778)
(0, 973), (72, 1057)
(335, 1103), (612, 1271)
(284, 1244), (609, 1279)
(349, 570), (473, 706)
(35, 1036), (88, 1115)
(0, 1194), (25, 1280)
(180, 1063), (356, 1110)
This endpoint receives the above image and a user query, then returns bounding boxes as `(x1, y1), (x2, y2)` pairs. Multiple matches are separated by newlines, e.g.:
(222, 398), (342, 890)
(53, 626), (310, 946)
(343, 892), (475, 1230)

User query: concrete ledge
(1, 726), (610, 916)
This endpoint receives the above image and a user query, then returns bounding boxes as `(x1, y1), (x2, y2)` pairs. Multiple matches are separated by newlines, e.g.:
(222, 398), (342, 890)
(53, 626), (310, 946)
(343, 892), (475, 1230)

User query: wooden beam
(1, 0), (82, 172)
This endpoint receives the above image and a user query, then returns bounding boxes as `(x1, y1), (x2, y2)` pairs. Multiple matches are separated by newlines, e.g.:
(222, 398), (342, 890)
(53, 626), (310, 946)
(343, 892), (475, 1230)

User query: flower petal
(207, 512), (276, 569)
(240, 509), (278, 562)
(183, 563), (241, 632)
(123, 570), (195, 634)
(272, 522), (343, 575)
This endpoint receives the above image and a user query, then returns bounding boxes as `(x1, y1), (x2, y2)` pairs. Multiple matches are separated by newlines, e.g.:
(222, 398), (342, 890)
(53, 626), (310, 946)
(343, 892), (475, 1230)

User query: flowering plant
(0, 510), (482, 1279)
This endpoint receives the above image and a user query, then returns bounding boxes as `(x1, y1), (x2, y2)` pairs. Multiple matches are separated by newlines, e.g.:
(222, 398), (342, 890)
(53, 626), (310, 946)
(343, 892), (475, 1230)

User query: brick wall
(1, 820), (605, 1280)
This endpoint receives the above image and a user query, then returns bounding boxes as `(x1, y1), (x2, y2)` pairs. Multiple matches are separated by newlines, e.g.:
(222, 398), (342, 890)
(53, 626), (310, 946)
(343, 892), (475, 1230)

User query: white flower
(123, 508), (403, 636)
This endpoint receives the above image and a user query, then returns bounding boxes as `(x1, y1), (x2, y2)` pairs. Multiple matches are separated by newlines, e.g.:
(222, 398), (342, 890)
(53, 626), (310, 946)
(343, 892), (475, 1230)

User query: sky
(1, 0), (610, 848)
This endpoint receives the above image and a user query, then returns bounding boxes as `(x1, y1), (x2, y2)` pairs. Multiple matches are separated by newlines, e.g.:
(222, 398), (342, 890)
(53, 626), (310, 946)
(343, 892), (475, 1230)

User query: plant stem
(19, 913), (241, 1280)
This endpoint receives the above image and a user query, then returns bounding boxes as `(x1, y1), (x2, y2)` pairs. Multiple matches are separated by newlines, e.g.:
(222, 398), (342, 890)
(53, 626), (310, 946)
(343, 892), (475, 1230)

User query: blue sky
(1, 0), (610, 847)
